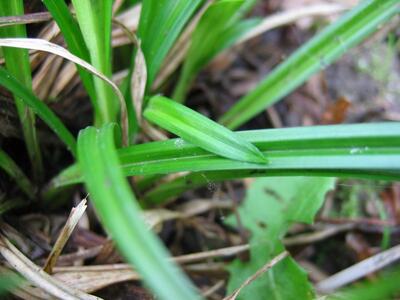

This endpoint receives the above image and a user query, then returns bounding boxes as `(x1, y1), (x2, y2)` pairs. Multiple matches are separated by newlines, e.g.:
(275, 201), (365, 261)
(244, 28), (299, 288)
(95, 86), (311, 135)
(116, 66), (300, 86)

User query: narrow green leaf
(220, 0), (400, 129)
(144, 96), (267, 164)
(0, 67), (76, 155)
(71, 0), (116, 124)
(42, 0), (98, 117)
(138, 0), (202, 88)
(77, 124), (199, 300)
(0, 148), (35, 198)
(226, 177), (335, 299)
(173, 0), (258, 102)
(46, 123), (400, 200)
(0, 0), (43, 180)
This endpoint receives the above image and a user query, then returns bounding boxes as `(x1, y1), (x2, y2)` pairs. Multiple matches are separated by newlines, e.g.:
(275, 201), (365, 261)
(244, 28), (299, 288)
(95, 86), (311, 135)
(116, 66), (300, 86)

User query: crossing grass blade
(70, 0), (116, 124)
(138, 0), (202, 89)
(172, 0), (258, 102)
(0, 0), (43, 181)
(77, 124), (199, 300)
(47, 122), (400, 194)
(41, 0), (97, 115)
(219, 0), (400, 129)
(0, 67), (76, 155)
(0, 149), (35, 199)
(144, 96), (267, 164)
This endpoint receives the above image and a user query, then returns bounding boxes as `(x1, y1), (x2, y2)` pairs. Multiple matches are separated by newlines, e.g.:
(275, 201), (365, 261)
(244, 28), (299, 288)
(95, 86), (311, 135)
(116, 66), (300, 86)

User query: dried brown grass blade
(0, 12), (51, 27)
(131, 38), (147, 126)
(0, 38), (128, 145)
(0, 233), (101, 300)
(43, 199), (87, 274)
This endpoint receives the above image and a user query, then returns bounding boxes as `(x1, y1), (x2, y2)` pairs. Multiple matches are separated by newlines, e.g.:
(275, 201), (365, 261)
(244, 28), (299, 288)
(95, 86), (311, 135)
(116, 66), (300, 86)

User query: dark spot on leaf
(257, 221), (267, 229)
(264, 188), (284, 203)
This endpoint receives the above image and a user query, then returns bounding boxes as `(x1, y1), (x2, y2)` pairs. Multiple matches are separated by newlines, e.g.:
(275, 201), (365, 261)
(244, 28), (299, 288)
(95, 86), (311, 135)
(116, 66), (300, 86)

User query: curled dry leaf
(0, 38), (129, 146)
(131, 37), (147, 126)
(43, 199), (88, 274)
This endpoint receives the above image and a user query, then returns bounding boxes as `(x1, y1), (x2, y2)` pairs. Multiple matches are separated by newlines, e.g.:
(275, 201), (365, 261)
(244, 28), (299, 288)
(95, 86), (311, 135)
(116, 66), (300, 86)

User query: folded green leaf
(0, 67), (76, 155)
(71, 0), (116, 124)
(138, 0), (202, 89)
(77, 124), (199, 300)
(0, 148), (35, 198)
(220, 0), (400, 129)
(144, 95), (267, 164)
(46, 123), (400, 202)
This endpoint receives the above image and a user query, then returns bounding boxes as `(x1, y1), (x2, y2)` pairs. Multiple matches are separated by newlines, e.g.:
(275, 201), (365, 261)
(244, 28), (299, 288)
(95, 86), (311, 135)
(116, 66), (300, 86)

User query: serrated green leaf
(226, 177), (335, 299)
(0, 67), (76, 155)
(0, 0), (43, 180)
(220, 0), (400, 129)
(173, 0), (259, 102)
(144, 95), (267, 164)
(77, 123), (199, 300)
(138, 0), (202, 89)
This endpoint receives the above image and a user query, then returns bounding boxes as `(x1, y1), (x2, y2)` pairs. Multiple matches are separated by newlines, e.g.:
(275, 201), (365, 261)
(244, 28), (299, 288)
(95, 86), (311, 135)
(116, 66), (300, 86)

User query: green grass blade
(0, 67), (76, 155)
(0, 0), (43, 181)
(0, 148), (35, 198)
(48, 123), (400, 192)
(138, 0), (202, 88)
(173, 0), (258, 102)
(144, 96), (267, 163)
(77, 124), (199, 300)
(71, 0), (116, 124)
(41, 0), (98, 116)
(219, 0), (400, 129)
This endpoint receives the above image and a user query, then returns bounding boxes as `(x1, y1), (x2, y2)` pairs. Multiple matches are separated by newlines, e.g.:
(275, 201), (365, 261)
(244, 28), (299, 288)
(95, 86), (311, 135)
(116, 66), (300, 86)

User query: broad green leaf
(0, 270), (24, 296)
(138, 0), (202, 88)
(0, 0), (43, 180)
(226, 177), (335, 299)
(71, 0), (116, 124)
(0, 149), (35, 198)
(42, 0), (98, 116)
(77, 124), (199, 300)
(173, 0), (259, 102)
(46, 123), (400, 202)
(220, 0), (400, 129)
(144, 96), (267, 164)
(0, 67), (76, 155)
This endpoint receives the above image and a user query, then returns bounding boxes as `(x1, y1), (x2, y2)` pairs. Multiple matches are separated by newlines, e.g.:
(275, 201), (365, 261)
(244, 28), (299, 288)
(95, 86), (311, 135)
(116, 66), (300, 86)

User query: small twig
(223, 251), (289, 300)
(283, 223), (355, 246)
(202, 280), (225, 298)
(316, 244), (400, 293)
(43, 199), (87, 274)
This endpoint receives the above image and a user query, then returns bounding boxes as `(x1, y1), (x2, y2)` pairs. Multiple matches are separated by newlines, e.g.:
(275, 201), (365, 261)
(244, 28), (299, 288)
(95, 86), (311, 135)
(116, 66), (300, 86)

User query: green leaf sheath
(0, 68), (77, 155)
(138, 0), (202, 89)
(42, 0), (98, 114)
(219, 0), (400, 129)
(0, 149), (35, 198)
(0, 0), (43, 180)
(77, 124), (200, 300)
(144, 96), (267, 164)
(71, 0), (116, 124)
(48, 122), (400, 191)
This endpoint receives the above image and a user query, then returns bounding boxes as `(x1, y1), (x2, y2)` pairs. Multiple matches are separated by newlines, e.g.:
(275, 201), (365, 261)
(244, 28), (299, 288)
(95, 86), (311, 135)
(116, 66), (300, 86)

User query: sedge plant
(0, 0), (399, 299)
